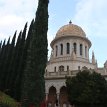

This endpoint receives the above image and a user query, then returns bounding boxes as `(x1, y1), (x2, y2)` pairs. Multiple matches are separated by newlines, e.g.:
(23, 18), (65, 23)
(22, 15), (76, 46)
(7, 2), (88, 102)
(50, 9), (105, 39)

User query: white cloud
(0, 0), (38, 40)
(72, 0), (107, 67)
(0, 15), (23, 26)
(73, 0), (107, 37)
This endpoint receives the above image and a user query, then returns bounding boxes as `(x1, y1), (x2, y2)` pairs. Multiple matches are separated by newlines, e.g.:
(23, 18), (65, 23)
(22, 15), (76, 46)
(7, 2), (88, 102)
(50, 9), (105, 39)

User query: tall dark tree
(14, 21), (36, 101)
(11, 31), (17, 46)
(7, 31), (22, 97)
(10, 23), (27, 99)
(5, 31), (17, 91)
(1, 37), (11, 90)
(0, 41), (2, 53)
(12, 23), (27, 100)
(14, 21), (34, 101)
(25, 19), (34, 49)
(21, 0), (49, 106)
(0, 39), (7, 90)
(4, 24), (27, 99)
(66, 70), (107, 106)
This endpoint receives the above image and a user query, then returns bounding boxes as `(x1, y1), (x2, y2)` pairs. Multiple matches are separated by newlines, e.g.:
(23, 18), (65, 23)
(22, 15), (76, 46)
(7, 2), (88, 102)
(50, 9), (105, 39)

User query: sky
(0, 0), (107, 67)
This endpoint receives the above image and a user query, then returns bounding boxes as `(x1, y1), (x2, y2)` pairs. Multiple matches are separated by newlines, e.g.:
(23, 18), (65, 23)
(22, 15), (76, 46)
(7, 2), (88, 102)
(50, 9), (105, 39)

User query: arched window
(85, 46), (87, 57)
(54, 67), (56, 72)
(66, 43), (70, 54)
(73, 43), (76, 54)
(45, 69), (47, 72)
(48, 86), (57, 106)
(78, 66), (80, 70)
(80, 44), (83, 55)
(59, 65), (64, 72)
(60, 44), (63, 55)
(56, 45), (58, 57)
(67, 66), (69, 71)
(60, 86), (67, 107)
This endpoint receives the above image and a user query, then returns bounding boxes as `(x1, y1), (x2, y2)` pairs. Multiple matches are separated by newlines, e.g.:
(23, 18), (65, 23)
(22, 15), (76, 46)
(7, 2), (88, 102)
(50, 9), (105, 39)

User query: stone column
(45, 93), (48, 107)
(56, 93), (60, 107)
(88, 47), (89, 60)
(46, 93), (48, 101)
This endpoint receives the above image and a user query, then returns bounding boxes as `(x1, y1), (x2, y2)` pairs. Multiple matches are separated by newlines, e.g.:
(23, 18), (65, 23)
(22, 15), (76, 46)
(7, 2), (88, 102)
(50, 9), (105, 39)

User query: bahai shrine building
(44, 21), (107, 107)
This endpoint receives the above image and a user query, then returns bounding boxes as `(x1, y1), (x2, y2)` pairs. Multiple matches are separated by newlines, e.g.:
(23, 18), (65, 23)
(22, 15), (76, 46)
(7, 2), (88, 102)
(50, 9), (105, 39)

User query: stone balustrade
(44, 70), (79, 78)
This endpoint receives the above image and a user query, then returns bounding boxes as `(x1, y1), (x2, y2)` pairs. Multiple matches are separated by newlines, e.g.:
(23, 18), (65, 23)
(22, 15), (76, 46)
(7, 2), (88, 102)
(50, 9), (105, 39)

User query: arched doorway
(48, 86), (57, 107)
(59, 86), (68, 107)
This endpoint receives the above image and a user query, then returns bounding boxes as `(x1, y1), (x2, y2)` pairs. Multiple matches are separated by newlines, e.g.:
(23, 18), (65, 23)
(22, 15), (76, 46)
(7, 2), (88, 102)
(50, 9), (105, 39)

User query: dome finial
(69, 20), (72, 24)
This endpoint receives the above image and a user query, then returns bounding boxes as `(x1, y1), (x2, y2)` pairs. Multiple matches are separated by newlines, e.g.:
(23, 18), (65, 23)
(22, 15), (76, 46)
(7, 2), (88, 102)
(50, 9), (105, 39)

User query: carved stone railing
(44, 70), (79, 78)
(45, 68), (107, 79)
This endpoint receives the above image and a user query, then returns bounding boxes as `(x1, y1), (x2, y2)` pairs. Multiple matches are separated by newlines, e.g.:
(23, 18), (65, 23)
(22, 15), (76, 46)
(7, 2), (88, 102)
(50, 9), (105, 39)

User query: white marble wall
(52, 37), (90, 60)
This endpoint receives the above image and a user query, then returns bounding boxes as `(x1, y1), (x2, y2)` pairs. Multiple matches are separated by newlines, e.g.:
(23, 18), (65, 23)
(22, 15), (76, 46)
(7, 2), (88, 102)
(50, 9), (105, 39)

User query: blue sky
(0, 0), (107, 67)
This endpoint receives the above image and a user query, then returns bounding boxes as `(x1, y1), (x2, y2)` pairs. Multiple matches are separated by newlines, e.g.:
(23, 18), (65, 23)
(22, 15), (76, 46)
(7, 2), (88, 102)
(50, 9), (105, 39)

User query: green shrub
(0, 91), (20, 107)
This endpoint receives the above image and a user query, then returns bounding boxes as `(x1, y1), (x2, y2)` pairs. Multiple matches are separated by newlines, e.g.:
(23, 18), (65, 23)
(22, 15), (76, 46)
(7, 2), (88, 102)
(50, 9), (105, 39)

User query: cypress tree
(25, 19), (34, 49)
(0, 40), (3, 89)
(21, 0), (49, 106)
(7, 23), (27, 99)
(7, 31), (22, 97)
(0, 41), (2, 53)
(0, 41), (2, 63)
(13, 20), (34, 101)
(0, 41), (2, 79)
(5, 31), (17, 92)
(1, 37), (11, 90)
(13, 23), (28, 100)
(0, 39), (6, 90)
(11, 31), (17, 46)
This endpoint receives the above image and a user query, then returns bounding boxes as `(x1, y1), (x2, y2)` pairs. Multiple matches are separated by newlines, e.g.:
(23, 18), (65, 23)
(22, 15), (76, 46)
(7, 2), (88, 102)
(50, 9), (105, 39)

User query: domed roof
(55, 21), (86, 38)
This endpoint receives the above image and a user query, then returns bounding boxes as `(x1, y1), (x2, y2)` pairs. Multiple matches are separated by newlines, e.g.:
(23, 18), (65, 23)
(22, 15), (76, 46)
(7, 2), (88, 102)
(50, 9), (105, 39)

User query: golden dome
(55, 22), (86, 38)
